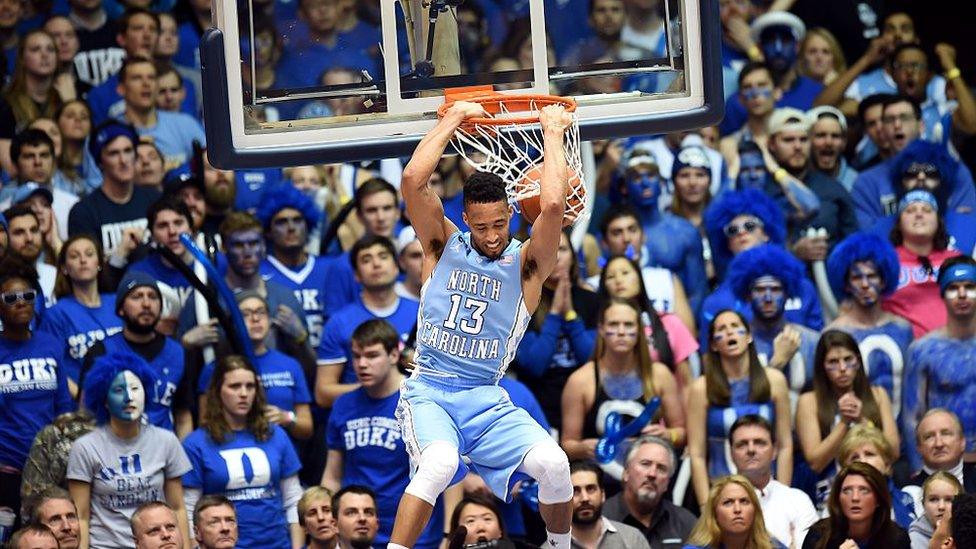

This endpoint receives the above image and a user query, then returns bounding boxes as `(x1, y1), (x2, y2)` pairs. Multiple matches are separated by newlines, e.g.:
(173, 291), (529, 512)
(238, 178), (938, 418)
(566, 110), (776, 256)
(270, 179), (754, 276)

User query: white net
(447, 98), (588, 226)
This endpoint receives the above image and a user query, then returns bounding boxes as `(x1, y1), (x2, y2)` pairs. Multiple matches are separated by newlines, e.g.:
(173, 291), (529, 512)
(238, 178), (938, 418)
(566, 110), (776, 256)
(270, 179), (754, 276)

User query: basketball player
(388, 102), (575, 549)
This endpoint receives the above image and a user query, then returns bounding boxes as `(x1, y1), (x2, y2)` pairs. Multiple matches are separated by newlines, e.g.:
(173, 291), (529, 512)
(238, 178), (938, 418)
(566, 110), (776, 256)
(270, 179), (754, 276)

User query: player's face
(269, 208), (309, 251)
(239, 296), (270, 345)
(600, 303), (639, 354)
(846, 261), (882, 307)
(195, 504), (238, 549)
(463, 201), (511, 260)
(303, 497), (337, 543)
(354, 243), (398, 290)
(918, 411), (967, 470)
(121, 287), (161, 332)
(36, 498), (80, 549)
(810, 117), (844, 173)
(458, 503), (503, 544)
(151, 209), (189, 256)
(714, 483), (755, 536)
(335, 493), (378, 546)
(134, 507), (182, 549)
(730, 425), (775, 477)
(351, 341), (398, 389)
(845, 442), (890, 475)
(622, 442), (671, 506)
(923, 479), (957, 526)
(709, 311), (752, 357)
(602, 215), (643, 258)
(571, 470), (605, 525)
(601, 257), (640, 301)
(357, 191), (400, 238)
(220, 368), (257, 419)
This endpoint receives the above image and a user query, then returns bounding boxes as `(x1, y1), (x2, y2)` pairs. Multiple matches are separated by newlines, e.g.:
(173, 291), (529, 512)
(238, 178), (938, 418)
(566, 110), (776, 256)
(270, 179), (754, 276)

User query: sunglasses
(723, 219), (763, 237)
(741, 87), (773, 100)
(1, 290), (37, 304)
(904, 162), (939, 179)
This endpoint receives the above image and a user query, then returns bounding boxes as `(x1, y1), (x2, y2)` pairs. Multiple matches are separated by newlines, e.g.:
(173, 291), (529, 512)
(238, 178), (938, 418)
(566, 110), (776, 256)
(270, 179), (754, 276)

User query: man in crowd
(6, 525), (60, 549)
(0, 129), (78, 240)
(2, 205), (56, 306)
(601, 436), (696, 548)
(808, 106), (858, 192)
(904, 256), (976, 469)
(333, 486), (380, 549)
(87, 8), (160, 124)
(315, 235), (419, 407)
(25, 487), (81, 549)
(729, 415), (818, 548)
(130, 501), (184, 549)
(299, 487), (338, 549)
(68, 121), (160, 256)
(193, 495), (238, 549)
(569, 460), (651, 549)
(907, 409), (976, 493)
(394, 226), (423, 301)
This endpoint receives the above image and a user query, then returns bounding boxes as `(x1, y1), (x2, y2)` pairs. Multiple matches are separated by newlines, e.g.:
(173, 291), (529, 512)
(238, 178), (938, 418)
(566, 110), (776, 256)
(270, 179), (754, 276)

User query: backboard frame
(201, 0), (725, 169)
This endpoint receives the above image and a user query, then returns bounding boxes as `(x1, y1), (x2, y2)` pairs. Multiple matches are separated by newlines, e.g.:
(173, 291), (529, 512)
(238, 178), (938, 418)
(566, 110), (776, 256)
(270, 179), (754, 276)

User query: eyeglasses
(893, 61), (926, 73)
(824, 355), (860, 372)
(1, 290), (37, 304)
(882, 112), (917, 125)
(723, 218), (764, 237)
(904, 162), (939, 179)
(239, 307), (269, 319)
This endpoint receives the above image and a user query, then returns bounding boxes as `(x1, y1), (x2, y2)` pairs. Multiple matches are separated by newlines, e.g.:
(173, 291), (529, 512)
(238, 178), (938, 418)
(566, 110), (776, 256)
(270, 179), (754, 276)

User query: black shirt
(790, 0), (888, 62)
(766, 170), (860, 249)
(74, 20), (125, 86)
(802, 518), (911, 549)
(602, 493), (697, 549)
(67, 185), (161, 256)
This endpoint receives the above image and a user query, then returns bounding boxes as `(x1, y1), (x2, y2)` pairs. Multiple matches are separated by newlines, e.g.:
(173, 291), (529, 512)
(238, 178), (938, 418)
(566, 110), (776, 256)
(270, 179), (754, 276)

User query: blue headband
(940, 264), (976, 294)
(898, 189), (938, 214)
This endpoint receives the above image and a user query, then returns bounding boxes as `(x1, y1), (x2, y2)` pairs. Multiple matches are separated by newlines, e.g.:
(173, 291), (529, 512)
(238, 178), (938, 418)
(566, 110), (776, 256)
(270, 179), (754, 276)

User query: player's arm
(401, 102), (485, 258)
(522, 105), (573, 305)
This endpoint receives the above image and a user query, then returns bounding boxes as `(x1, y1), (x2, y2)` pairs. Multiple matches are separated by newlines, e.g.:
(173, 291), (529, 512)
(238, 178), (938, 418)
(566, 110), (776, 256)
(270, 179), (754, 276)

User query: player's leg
(519, 441), (573, 549)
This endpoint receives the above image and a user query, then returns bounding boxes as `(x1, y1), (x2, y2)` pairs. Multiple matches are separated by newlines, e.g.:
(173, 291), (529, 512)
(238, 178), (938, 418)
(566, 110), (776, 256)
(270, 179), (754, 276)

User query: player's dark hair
(354, 177), (398, 212)
(570, 460), (605, 490)
(737, 61), (773, 88)
(881, 93), (922, 121)
(349, 234), (396, 270)
(351, 319), (400, 354)
(728, 414), (775, 445)
(463, 172), (508, 207)
(332, 485), (377, 519)
(10, 128), (55, 162)
(858, 93), (896, 124)
(147, 196), (193, 231)
(598, 203), (641, 239)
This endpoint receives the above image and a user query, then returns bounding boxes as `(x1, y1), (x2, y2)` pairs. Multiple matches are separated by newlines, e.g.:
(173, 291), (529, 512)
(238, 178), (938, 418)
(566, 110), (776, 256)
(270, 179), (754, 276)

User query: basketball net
(443, 94), (588, 227)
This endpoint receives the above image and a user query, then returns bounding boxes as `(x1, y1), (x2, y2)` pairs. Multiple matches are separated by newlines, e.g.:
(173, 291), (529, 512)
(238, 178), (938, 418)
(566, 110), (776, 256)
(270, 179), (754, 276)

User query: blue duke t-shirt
(182, 426), (302, 549)
(197, 350), (311, 413)
(39, 294), (123, 382)
(317, 297), (419, 383)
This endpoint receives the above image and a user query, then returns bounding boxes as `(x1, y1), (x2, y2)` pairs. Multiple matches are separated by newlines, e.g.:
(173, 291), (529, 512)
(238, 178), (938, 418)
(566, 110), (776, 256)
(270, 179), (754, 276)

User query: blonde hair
(686, 475), (774, 549)
(297, 486), (334, 526)
(922, 471), (962, 499)
(838, 424), (893, 467)
(798, 28), (847, 80)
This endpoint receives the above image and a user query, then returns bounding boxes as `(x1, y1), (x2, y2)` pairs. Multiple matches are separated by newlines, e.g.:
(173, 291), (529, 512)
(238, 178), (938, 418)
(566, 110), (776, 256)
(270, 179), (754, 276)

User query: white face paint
(107, 370), (146, 422)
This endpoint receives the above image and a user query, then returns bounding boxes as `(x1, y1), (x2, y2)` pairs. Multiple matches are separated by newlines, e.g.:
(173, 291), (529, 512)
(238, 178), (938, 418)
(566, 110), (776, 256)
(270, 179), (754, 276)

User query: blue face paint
(107, 370), (145, 422)
(226, 229), (266, 277)
(847, 261), (882, 307)
(626, 173), (662, 209)
(750, 276), (786, 320)
(737, 152), (769, 190)
(761, 28), (798, 73)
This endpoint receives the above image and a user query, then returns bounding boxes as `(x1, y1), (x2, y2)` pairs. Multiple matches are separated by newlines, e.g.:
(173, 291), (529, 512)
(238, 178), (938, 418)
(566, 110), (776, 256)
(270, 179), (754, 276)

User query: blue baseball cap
(11, 182), (54, 206)
(89, 121), (139, 165)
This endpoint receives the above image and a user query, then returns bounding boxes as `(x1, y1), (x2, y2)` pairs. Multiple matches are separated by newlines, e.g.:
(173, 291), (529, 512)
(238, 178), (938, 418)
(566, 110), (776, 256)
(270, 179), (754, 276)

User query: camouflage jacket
(19, 411), (95, 512)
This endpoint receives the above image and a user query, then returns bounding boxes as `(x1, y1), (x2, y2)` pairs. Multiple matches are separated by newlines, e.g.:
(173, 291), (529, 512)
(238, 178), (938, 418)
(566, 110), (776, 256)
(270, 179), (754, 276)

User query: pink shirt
(882, 246), (959, 338)
(647, 312), (700, 364)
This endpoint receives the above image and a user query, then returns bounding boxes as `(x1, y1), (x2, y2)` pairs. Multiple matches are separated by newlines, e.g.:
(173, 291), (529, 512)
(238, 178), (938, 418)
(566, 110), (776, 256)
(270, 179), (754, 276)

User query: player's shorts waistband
(407, 366), (496, 390)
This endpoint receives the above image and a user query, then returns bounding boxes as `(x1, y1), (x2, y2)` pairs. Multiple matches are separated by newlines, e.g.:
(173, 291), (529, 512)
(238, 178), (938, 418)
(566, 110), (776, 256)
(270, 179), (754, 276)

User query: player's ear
(462, 211), (469, 226)
(508, 204), (514, 217)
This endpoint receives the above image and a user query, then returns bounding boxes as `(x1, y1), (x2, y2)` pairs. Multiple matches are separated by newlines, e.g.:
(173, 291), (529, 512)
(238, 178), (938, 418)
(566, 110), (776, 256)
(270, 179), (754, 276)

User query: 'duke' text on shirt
(419, 269), (504, 360)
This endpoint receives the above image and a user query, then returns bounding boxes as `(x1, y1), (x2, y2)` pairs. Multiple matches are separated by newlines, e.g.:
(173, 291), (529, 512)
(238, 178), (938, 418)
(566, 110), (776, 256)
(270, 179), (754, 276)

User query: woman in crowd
(883, 189), (960, 337)
(55, 99), (99, 195)
(803, 462), (911, 549)
(561, 298), (686, 465)
(795, 330), (899, 510)
(670, 145), (717, 281)
(598, 255), (698, 389)
(41, 16), (91, 101)
(798, 28), (846, 86)
(40, 234), (122, 397)
(908, 472), (961, 549)
(66, 352), (192, 549)
(0, 256), (74, 521)
(196, 292), (313, 441)
(2, 30), (62, 131)
(182, 355), (304, 548)
(687, 310), (793, 506)
(447, 494), (537, 549)
(517, 229), (599, 429)
(684, 475), (779, 549)
(838, 425), (917, 528)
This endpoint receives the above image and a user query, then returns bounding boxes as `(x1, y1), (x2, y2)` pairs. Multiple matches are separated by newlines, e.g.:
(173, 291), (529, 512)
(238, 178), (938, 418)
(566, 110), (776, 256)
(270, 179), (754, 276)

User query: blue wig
(82, 351), (158, 425)
(703, 188), (787, 273)
(826, 232), (900, 299)
(890, 140), (960, 211)
(726, 244), (806, 300)
(254, 184), (323, 230)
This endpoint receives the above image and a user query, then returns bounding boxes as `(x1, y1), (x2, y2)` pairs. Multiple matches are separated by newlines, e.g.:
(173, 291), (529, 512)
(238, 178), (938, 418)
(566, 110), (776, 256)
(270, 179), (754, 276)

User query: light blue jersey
(414, 231), (531, 386)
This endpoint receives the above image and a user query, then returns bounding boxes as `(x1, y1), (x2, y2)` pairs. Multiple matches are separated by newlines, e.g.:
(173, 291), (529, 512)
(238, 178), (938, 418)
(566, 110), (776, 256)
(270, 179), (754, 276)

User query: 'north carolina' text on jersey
(415, 232), (530, 385)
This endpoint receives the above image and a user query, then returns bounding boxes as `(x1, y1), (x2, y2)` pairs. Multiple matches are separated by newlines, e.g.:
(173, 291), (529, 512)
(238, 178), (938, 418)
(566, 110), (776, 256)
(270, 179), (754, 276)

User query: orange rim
(437, 93), (577, 126)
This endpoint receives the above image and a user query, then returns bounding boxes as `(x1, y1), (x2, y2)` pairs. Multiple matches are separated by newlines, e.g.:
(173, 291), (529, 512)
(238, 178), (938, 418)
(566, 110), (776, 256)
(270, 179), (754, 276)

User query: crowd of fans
(1, 0), (976, 548)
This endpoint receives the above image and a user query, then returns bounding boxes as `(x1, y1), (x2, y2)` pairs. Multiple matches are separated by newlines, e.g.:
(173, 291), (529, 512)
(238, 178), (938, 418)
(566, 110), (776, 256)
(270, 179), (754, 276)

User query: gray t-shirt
(66, 424), (192, 548)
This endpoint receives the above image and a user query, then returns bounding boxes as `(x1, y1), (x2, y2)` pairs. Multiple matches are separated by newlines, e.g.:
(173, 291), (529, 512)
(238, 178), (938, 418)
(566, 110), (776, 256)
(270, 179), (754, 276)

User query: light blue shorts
(396, 373), (551, 502)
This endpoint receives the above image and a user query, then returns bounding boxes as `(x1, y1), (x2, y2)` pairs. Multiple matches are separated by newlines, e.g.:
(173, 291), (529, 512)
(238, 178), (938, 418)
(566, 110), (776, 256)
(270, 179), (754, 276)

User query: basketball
(517, 164), (584, 227)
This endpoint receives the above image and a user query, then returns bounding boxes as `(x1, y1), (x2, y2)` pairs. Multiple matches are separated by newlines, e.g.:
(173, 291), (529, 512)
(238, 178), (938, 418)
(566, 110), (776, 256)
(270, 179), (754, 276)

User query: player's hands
(770, 326), (801, 369)
(838, 392), (863, 423)
(936, 43), (958, 72)
(181, 319), (220, 349)
(540, 104), (573, 133)
(273, 304), (307, 341)
(448, 101), (487, 120)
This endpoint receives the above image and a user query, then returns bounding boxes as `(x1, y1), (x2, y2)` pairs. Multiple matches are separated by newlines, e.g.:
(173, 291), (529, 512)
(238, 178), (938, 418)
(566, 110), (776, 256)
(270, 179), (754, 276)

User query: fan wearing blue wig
(824, 232), (913, 421)
(698, 188), (824, 348)
(726, 244), (819, 399)
(66, 352), (192, 548)
(256, 183), (332, 349)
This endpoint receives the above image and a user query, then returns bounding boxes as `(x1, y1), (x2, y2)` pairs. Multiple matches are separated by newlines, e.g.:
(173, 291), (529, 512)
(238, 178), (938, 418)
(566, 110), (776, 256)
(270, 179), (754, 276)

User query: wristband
(747, 45), (762, 61)
(773, 168), (789, 184)
(294, 331), (308, 345)
(286, 411), (296, 426)
(946, 67), (962, 81)
(564, 310), (578, 322)
(669, 429), (678, 445)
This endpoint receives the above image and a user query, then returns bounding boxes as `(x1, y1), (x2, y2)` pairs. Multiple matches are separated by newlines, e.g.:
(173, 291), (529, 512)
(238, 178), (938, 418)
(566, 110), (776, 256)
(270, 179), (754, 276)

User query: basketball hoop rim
(437, 93), (578, 127)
